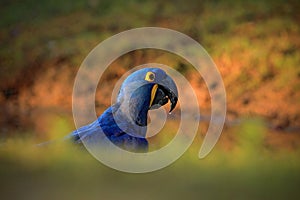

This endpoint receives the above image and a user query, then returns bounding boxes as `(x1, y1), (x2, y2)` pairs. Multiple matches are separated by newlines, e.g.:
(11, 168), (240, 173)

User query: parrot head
(117, 68), (178, 127)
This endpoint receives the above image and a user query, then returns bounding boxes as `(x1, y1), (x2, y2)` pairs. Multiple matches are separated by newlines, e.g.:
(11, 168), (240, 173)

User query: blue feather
(69, 103), (148, 152)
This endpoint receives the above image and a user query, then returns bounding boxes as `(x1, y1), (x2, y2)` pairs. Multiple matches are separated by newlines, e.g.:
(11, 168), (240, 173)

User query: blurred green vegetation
(1, 0), (300, 199)
(1, 0), (299, 84)
(0, 118), (300, 199)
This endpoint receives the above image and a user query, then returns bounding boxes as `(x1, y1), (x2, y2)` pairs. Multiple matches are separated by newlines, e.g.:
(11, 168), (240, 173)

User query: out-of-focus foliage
(0, 118), (300, 199)
(1, 0), (299, 130)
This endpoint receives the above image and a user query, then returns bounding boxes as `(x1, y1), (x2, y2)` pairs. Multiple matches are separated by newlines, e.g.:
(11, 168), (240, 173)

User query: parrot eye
(145, 72), (155, 82)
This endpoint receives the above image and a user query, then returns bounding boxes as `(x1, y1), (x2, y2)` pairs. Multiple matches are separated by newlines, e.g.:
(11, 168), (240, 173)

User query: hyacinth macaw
(65, 68), (178, 153)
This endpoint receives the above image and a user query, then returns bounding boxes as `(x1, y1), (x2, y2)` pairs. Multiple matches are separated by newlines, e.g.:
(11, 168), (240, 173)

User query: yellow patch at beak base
(149, 84), (158, 108)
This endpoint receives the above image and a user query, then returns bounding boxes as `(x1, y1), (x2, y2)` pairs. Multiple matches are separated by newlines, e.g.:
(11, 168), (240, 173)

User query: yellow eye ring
(145, 72), (155, 82)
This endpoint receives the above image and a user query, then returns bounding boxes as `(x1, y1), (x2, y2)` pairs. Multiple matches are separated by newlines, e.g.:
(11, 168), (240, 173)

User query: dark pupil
(149, 74), (154, 80)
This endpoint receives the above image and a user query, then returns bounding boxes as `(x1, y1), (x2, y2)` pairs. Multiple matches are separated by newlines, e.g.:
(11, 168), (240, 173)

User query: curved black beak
(150, 75), (178, 113)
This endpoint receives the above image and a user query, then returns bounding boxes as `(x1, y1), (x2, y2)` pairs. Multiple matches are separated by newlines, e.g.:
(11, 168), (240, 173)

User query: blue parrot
(64, 68), (178, 153)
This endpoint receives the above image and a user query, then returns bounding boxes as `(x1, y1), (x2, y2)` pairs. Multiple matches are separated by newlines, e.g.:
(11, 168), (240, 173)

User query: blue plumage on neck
(98, 103), (148, 152)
